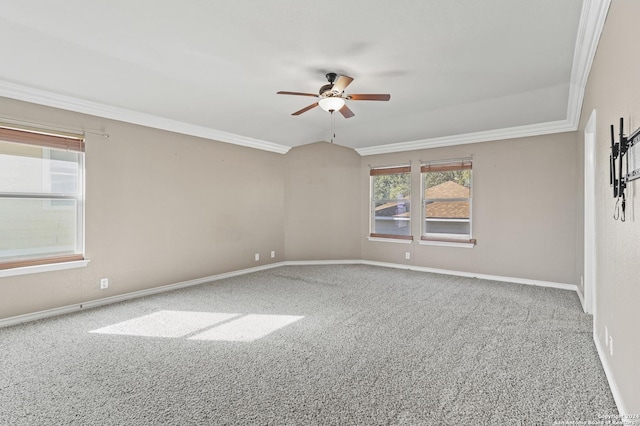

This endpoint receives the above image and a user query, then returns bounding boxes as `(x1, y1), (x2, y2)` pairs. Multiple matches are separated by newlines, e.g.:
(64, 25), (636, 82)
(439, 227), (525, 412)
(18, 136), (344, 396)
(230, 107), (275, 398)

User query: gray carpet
(0, 265), (618, 425)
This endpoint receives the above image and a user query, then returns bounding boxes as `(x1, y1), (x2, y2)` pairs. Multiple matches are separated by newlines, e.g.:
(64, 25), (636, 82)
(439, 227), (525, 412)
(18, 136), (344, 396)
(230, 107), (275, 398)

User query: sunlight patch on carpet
(188, 314), (304, 342)
(89, 310), (239, 338)
(89, 310), (303, 342)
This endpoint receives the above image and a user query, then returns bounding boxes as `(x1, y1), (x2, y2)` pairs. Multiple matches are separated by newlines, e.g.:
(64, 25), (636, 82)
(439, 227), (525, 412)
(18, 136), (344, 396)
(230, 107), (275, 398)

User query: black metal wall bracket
(610, 118), (627, 199)
(609, 117), (640, 221)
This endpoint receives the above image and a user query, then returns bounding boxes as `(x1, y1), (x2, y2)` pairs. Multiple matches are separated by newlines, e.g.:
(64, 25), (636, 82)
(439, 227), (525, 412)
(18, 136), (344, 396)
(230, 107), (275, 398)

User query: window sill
(0, 259), (89, 278)
(419, 238), (476, 248)
(367, 236), (413, 244)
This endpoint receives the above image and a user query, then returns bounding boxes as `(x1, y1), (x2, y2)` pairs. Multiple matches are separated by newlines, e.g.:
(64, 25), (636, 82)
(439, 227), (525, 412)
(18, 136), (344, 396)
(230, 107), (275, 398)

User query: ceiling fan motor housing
(319, 72), (339, 96)
(319, 83), (334, 96)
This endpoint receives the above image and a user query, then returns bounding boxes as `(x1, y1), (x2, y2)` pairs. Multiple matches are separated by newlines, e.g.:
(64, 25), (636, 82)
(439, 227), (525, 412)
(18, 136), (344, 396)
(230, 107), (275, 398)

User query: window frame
(420, 158), (476, 247)
(0, 125), (86, 271)
(369, 165), (413, 241)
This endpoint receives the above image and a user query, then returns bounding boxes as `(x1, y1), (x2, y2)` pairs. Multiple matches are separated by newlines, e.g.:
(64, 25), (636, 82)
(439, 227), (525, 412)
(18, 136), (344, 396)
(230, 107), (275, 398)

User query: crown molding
(566, 0), (611, 128)
(357, 0), (612, 157)
(0, 81), (291, 155)
(355, 119), (576, 156)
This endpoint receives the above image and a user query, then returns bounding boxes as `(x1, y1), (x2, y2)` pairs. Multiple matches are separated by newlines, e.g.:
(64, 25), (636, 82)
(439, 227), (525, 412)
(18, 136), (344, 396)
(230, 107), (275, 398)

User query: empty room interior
(1, 1), (639, 424)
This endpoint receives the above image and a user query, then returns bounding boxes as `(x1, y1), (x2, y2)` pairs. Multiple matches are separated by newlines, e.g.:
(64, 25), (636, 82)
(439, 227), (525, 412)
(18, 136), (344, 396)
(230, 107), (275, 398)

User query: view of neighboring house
(424, 180), (470, 237)
(373, 180), (470, 237)
(373, 195), (411, 236)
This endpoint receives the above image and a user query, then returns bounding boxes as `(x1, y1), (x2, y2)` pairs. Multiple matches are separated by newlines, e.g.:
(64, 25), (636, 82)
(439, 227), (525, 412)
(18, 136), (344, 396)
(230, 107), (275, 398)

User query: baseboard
(353, 260), (578, 292)
(0, 259), (577, 328)
(0, 262), (284, 329)
(282, 259), (363, 266)
(576, 286), (587, 312)
(593, 333), (630, 422)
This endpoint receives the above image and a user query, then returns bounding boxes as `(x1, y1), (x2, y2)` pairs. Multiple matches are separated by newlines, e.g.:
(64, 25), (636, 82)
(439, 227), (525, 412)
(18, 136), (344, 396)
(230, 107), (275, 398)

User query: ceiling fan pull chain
(331, 110), (336, 143)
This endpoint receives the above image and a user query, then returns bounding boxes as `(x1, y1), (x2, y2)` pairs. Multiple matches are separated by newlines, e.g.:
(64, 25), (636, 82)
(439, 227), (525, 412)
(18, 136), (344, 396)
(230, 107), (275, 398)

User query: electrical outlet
(271, 251), (276, 258)
(100, 278), (109, 290)
(255, 253), (260, 262)
(405, 252), (411, 260)
(609, 336), (613, 356)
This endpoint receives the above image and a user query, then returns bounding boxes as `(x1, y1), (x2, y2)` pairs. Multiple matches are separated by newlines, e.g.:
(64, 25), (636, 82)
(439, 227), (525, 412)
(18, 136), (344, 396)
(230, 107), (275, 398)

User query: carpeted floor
(0, 265), (618, 425)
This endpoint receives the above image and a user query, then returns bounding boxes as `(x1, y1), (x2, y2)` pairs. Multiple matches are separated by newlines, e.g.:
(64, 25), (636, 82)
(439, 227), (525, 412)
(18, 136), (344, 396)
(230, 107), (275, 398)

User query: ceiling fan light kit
(318, 97), (345, 112)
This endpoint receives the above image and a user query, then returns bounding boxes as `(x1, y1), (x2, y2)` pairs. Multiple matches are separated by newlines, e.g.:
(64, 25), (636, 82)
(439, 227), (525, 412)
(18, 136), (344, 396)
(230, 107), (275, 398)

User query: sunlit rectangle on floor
(90, 310), (239, 338)
(188, 314), (304, 342)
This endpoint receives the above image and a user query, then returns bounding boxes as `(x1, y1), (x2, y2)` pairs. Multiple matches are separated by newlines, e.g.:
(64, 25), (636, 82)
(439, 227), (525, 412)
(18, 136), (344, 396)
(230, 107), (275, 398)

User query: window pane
(0, 140), (79, 194)
(422, 167), (472, 238)
(0, 198), (78, 261)
(371, 172), (411, 236)
(426, 200), (470, 221)
(423, 170), (471, 199)
(425, 219), (470, 235)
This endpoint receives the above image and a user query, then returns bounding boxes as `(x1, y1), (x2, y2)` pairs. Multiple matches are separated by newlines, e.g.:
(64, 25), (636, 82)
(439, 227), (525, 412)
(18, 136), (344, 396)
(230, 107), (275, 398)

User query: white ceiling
(0, 1), (609, 155)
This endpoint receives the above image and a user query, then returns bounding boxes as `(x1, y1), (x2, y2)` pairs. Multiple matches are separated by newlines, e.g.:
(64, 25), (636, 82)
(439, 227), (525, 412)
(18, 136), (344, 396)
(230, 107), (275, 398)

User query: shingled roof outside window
(421, 159), (474, 243)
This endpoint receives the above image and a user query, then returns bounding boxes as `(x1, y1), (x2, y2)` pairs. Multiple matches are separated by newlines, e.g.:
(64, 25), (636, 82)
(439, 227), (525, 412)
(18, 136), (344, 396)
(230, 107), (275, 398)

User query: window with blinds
(0, 125), (85, 269)
(421, 158), (474, 243)
(370, 165), (412, 240)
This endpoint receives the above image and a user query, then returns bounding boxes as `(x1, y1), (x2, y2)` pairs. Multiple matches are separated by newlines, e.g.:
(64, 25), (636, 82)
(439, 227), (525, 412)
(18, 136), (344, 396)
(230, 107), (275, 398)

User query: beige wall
(578, 0), (640, 413)
(284, 141), (361, 260)
(0, 98), (286, 319)
(0, 98), (581, 320)
(360, 133), (579, 284)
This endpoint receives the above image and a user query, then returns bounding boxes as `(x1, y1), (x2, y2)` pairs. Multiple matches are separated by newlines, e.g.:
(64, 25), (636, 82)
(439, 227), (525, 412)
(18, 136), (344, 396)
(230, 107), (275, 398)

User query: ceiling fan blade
(339, 104), (355, 119)
(292, 102), (319, 116)
(347, 94), (391, 101)
(331, 75), (354, 94)
(277, 91), (319, 97)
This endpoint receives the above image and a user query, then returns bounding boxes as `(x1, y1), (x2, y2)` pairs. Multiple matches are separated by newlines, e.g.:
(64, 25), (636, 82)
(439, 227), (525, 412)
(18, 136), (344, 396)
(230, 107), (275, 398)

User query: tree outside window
(370, 166), (412, 239)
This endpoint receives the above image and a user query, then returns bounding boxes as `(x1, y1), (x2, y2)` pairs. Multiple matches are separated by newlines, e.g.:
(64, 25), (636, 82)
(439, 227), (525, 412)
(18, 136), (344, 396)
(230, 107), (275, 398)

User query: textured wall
(578, 0), (640, 414)
(284, 141), (362, 260)
(0, 98), (286, 319)
(360, 133), (579, 285)
(0, 104), (581, 317)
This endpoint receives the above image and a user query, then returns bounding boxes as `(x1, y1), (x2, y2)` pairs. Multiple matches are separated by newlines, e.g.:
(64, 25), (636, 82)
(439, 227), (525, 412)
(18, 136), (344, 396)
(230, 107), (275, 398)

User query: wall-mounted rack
(610, 117), (640, 221)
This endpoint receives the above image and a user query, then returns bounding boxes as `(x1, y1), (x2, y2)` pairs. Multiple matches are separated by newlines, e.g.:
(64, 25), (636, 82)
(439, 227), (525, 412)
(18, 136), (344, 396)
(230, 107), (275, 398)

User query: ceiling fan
(277, 72), (390, 119)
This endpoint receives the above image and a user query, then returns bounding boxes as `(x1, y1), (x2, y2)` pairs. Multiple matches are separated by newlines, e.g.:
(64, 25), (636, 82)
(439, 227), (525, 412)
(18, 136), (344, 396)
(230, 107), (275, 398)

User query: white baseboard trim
(355, 260), (577, 292)
(282, 259), (363, 266)
(0, 262), (284, 329)
(0, 259), (577, 329)
(594, 333), (629, 422)
(577, 286), (587, 312)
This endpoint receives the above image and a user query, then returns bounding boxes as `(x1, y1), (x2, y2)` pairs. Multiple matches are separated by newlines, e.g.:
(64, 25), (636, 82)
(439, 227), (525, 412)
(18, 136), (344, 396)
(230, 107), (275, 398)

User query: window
(0, 126), (85, 270)
(370, 165), (412, 240)
(421, 158), (474, 244)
